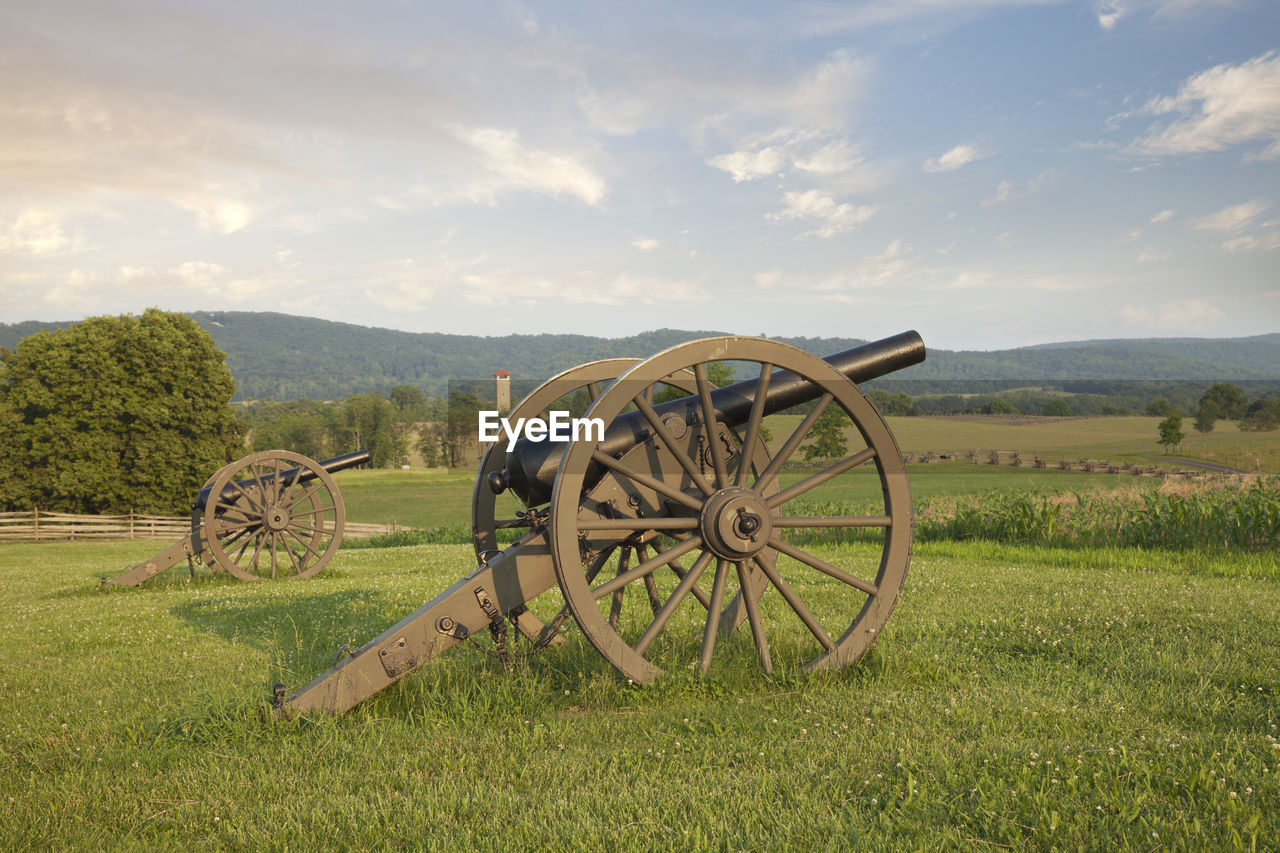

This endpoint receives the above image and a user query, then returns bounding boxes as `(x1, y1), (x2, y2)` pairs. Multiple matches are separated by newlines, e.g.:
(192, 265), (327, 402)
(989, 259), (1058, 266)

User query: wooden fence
(0, 511), (405, 543)
(901, 450), (1254, 482)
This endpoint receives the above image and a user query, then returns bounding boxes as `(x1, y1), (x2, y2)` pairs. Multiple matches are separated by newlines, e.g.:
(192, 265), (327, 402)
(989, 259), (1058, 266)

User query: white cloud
(458, 270), (705, 307)
(1189, 198), (1271, 232)
(459, 128), (607, 207)
(630, 237), (659, 251)
(982, 180), (1013, 208)
(768, 189), (876, 238)
(981, 170), (1056, 208)
(1131, 51), (1280, 159)
(923, 143), (985, 173)
(1137, 247), (1170, 263)
(1222, 232), (1280, 252)
(0, 209), (71, 255)
(170, 261), (230, 288)
(940, 271), (993, 289)
(1093, 0), (1241, 30)
(709, 147), (787, 182)
(1150, 209), (1175, 224)
(1121, 298), (1225, 331)
(708, 129), (881, 193)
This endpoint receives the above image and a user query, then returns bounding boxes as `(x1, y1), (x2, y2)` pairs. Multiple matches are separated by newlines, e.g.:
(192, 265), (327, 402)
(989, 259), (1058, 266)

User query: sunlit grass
(1, 539), (1277, 850)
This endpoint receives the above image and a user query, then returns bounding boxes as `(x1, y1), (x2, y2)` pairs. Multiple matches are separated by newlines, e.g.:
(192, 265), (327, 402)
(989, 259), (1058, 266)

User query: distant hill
(2, 312), (1278, 401)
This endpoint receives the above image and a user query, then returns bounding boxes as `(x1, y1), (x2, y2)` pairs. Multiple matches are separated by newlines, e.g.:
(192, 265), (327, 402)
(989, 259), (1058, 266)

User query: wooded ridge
(3, 312), (1277, 402)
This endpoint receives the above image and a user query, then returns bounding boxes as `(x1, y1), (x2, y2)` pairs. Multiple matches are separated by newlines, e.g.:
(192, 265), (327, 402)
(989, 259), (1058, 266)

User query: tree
(1145, 399), (1178, 417)
(339, 393), (406, 467)
(802, 405), (848, 462)
(247, 399), (338, 460)
(1241, 396), (1280, 431)
(1041, 398), (1075, 417)
(1192, 405), (1216, 434)
(0, 309), (243, 513)
(389, 385), (428, 422)
(1198, 383), (1247, 421)
(1157, 415), (1184, 453)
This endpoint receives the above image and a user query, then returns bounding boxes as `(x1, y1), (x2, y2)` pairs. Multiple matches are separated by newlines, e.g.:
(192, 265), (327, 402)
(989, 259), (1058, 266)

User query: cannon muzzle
(501, 331), (925, 507)
(193, 449), (372, 511)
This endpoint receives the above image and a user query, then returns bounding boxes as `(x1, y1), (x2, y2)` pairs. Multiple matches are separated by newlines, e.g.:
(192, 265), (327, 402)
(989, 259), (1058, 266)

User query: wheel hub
(264, 505), (291, 532)
(699, 487), (773, 560)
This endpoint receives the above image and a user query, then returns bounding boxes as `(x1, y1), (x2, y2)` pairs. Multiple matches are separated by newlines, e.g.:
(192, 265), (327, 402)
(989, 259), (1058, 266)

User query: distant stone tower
(494, 369), (511, 413)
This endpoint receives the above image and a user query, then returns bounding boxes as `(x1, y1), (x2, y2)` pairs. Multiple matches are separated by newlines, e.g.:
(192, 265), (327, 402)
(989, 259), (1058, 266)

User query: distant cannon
(101, 449), (369, 587)
(279, 333), (924, 716)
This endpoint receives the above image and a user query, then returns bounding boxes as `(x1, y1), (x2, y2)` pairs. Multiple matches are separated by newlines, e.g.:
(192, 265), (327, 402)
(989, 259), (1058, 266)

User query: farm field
(1, 539), (1276, 850)
(339, 412), (1280, 532)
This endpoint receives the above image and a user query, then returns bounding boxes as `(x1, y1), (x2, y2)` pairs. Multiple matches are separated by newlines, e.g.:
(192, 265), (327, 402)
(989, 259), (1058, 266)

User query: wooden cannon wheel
(549, 337), (913, 683)
(204, 450), (346, 581)
(472, 358), (734, 645)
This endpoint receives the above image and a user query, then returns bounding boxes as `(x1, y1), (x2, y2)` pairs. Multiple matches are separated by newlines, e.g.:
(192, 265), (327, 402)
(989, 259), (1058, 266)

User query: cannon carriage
(279, 332), (925, 715)
(101, 449), (369, 587)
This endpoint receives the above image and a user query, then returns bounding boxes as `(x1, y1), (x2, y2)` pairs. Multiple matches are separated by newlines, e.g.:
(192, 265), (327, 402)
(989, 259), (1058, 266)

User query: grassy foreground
(1, 539), (1277, 851)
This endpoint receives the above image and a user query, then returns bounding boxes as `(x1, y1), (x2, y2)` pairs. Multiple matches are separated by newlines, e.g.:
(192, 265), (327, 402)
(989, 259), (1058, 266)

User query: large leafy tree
(0, 309), (243, 513)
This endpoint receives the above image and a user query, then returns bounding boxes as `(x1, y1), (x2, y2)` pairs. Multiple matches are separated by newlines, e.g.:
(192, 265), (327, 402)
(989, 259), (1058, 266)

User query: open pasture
(1, 538), (1277, 850)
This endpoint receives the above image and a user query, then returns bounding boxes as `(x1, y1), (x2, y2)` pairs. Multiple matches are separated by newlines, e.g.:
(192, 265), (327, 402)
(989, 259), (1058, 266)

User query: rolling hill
(2, 312), (1278, 401)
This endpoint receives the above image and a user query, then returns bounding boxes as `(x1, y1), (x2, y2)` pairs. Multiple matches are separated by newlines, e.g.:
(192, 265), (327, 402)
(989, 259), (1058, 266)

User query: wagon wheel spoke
(735, 362), (772, 488)
(753, 393), (834, 494)
(649, 538), (712, 611)
(697, 558), (731, 672)
(767, 536), (878, 595)
(694, 363), (730, 489)
(766, 447), (877, 509)
(633, 394), (715, 497)
(285, 527), (326, 566)
(590, 450), (702, 512)
(608, 546), (632, 628)
(752, 553), (836, 653)
(634, 550), (714, 656)
(590, 535), (703, 601)
(736, 560), (773, 673)
(575, 517), (699, 532)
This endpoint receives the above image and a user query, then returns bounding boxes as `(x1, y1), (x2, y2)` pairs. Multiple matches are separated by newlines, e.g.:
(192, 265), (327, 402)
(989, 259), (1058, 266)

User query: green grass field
(2, 538), (1277, 850)
(4, 415), (1278, 849)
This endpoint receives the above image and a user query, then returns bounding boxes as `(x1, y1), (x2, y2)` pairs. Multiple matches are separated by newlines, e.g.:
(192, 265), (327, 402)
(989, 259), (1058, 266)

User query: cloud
(982, 181), (1013, 208)
(1150, 209), (1175, 224)
(766, 241), (915, 294)
(767, 189), (876, 238)
(1189, 198), (1271, 232)
(981, 169), (1056, 208)
(1130, 51), (1280, 159)
(0, 208), (70, 255)
(709, 147), (787, 183)
(630, 237), (659, 251)
(459, 128), (607, 207)
(458, 270), (706, 307)
(1093, 0), (1241, 29)
(923, 143), (985, 173)
(1137, 247), (1170, 263)
(708, 129), (883, 193)
(1121, 298), (1225, 331)
(1222, 232), (1280, 252)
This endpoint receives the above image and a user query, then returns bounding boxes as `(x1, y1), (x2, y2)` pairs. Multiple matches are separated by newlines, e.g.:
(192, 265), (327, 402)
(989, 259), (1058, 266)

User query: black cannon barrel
(193, 449), (372, 511)
(502, 331), (925, 507)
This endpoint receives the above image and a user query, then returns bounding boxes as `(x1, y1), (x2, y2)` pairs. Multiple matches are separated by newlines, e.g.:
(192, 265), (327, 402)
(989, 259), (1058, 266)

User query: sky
(1, 0), (1278, 351)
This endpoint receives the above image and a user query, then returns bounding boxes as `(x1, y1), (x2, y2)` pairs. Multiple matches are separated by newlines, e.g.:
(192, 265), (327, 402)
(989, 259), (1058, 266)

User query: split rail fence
(0, 511), (403, 543)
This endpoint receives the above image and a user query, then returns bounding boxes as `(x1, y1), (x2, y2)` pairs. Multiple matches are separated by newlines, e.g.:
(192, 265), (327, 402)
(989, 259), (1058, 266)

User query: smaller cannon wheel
(205, 450), (346, 581)
(549, 337), (912, 683)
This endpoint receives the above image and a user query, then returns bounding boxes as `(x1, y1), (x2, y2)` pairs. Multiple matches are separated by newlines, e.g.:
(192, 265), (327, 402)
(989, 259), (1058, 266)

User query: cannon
(101, 449), (370, 587)
(279, 333), (925, 715)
